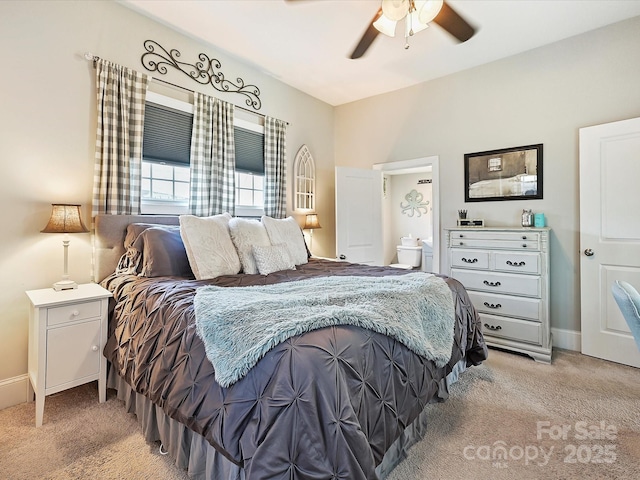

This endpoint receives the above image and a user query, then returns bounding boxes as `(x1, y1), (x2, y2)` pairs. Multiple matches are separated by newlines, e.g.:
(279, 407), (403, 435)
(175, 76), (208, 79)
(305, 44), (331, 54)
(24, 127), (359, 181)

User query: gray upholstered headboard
(94, 214), (180, 283)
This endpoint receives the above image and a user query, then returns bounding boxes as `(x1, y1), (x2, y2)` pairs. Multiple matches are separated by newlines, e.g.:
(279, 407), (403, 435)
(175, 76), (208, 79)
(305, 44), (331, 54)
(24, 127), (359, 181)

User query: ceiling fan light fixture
(417, 0), (444, 24)
(381, 0), (409, 21)
(373, 14), (398, 37)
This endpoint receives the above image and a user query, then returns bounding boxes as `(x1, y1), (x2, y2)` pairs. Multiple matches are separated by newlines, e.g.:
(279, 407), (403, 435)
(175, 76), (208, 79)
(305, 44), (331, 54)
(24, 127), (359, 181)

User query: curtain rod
(84, 52), (288, 125)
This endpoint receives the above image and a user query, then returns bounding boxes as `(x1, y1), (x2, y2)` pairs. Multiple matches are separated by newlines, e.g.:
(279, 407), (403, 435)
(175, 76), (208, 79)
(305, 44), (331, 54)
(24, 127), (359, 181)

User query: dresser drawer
(480, 313), (541, 345)
(494, 252), (540, 274)
(450, 230), (540, 243)
(47, 300), (102, 327)
(450, 238), (539, 250)
(468, 291), (541, 321)
(451, 249), (490, 269)
(451, 269), (541, 297)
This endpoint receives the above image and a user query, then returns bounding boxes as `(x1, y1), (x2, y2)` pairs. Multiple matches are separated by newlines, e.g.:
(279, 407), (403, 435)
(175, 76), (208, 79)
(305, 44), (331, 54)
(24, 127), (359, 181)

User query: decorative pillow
(138, 227), (193, 278)
(252, 244), (296, 275)
(229, 218), (271, 274)
(116, 223), (180, 275)
(179, 213), (241, 280)
(261, 216), (309, 266)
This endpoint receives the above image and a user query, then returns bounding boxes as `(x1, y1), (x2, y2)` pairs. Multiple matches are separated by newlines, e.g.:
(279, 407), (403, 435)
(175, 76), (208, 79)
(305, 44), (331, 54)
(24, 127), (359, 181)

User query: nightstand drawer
(480, 313), (541, 345)
(451, 269), (540, 297)
(46, 320), (101, 389)
(451, 250), (490, 269)
(468, 291), (541, 321)
(47, 300), (102, 327)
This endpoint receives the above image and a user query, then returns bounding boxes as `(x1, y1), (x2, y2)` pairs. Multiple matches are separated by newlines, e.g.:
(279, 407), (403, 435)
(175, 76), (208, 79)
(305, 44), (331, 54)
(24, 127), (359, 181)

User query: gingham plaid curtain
(189, 92), (236, 216)
(92, 59), (149, 217)
(264, 116), (287, 218)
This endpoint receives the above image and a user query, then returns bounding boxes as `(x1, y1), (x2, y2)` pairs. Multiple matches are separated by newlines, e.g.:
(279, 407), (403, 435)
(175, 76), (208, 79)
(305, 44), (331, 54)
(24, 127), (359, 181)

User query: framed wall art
(464, 144), (543, 202)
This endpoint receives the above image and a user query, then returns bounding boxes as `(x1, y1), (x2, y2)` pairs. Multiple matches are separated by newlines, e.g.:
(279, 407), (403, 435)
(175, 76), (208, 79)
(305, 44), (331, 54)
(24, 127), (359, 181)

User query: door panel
(580, 117), (640, 368)
(335, 167), (383, 265)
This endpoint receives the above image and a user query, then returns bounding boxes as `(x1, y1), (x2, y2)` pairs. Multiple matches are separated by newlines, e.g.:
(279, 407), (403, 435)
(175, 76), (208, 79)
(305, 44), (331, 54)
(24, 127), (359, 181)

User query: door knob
(339, 254), (346, 260)
(584, 248), (594, 257)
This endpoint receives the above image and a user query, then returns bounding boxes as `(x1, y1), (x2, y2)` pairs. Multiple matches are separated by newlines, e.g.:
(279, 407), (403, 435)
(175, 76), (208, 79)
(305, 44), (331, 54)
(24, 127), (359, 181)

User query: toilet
(390, 236), (422, 269)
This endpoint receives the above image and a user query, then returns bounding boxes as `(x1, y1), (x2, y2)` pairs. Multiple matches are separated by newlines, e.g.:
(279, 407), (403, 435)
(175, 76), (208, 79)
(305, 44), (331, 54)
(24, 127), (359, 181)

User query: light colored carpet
(1, 348), (638, 479)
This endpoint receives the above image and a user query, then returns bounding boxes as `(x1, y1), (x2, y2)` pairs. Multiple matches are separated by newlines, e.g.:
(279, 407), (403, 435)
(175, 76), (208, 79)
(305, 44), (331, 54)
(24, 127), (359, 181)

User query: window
(488, 157), (502, 172)
(142, 162), (190, 200)
(293, 145), (316, 212)
(236, 172), (264, 206)
(234, 118), (265, 217)
(140, 91), (265, 215)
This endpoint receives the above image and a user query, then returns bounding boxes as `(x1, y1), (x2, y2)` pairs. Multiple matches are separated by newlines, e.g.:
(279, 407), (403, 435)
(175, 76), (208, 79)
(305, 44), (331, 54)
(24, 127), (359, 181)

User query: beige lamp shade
(41, 204), (89, 234)
(41, 204), (88, 291)
(303, 214), (321, 230)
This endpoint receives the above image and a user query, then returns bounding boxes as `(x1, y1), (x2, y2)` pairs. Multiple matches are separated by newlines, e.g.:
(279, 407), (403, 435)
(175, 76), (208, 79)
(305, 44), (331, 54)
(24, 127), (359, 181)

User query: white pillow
(252, 244), (296, 275)
(261, 216), (308, 265)
(229, 218), (271, 274)
(179, 213), (241, 280)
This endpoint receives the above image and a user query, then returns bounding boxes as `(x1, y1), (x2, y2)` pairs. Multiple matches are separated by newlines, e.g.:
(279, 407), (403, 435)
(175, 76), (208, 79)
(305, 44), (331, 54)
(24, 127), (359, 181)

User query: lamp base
(53, 279), (78, 291)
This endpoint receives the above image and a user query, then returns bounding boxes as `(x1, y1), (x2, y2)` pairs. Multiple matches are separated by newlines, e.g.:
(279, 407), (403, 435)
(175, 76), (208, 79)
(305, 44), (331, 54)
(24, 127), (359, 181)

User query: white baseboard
(551, 328), (581, 352)
(0, 374), (30, 411)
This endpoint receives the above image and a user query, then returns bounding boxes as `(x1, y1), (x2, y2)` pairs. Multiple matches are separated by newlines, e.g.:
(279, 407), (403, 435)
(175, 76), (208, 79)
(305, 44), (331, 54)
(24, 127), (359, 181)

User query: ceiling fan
(286, 0), (475, 59)
(350, 0), (476, 59)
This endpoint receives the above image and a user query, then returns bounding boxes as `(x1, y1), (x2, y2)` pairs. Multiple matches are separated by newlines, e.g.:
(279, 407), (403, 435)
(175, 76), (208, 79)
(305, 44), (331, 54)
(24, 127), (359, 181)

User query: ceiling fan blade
(432, 1), (475, 43)
(350, 8), (383, 59)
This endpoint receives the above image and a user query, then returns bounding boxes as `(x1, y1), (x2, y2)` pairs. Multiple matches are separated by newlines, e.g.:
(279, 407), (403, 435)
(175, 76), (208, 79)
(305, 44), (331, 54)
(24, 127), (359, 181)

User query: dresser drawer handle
(71, 310), (80, 317)
(506, 260), (526, 267)
(483, 302), (502, 309)
(484, 323), (502, 331)
(483, 280), (501, 287)
(461, 257), (478, 263)
(91, 345), (99, 352)
(459, 234), (464, 238)
(522, 235), (527, 240)
(522, 244), (528, 248)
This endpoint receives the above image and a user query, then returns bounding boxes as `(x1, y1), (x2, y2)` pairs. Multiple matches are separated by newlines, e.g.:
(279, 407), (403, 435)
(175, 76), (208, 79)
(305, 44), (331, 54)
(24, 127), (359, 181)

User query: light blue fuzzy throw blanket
(194, 273), (455, 387)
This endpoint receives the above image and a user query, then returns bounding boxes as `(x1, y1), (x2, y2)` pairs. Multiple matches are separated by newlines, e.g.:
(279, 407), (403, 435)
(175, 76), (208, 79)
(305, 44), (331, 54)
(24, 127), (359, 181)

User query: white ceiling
(121, 0), (640, 106)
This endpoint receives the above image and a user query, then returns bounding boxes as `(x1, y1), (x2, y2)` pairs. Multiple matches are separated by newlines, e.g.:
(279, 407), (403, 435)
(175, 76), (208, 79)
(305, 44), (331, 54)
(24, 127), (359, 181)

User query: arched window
(293, 145), (316, 212)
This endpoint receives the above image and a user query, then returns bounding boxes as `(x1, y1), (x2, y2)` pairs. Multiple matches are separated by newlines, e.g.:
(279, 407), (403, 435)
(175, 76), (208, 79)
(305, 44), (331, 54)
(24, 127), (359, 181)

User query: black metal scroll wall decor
(140, 39), (262, 110)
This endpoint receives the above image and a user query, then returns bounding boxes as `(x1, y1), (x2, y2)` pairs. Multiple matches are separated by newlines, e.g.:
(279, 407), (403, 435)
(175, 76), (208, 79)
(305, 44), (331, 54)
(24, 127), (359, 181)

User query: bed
(95, 214), (487, 480)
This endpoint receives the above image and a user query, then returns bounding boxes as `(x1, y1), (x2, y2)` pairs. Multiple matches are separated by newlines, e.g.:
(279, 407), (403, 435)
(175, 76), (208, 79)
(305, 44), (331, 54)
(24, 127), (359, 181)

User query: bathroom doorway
(374, 156), (439, 273)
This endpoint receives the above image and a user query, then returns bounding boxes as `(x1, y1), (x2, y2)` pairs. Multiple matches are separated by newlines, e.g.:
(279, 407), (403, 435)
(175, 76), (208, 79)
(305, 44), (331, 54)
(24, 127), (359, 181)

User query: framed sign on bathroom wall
(464, 144), (543, 202)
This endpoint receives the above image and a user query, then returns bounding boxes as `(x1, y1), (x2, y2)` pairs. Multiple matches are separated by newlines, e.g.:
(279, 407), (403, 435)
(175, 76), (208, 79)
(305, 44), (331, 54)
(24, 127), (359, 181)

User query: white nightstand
(25, 283), (112, 427)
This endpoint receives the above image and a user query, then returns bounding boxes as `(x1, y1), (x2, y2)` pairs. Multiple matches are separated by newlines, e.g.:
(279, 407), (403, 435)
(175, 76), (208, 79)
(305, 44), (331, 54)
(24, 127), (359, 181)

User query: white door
(335, 167), (383, 265)
(580, 116), (640, 368)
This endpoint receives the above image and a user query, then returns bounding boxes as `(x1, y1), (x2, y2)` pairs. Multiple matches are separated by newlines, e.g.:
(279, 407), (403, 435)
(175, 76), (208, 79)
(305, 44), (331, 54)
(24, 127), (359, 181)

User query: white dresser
(446, 227), (552, 363)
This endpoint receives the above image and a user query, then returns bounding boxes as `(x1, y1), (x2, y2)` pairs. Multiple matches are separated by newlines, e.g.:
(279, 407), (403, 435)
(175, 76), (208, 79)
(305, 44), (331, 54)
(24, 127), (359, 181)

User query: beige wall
(0, 1), (334, 395)
(335, 15), (640, 334)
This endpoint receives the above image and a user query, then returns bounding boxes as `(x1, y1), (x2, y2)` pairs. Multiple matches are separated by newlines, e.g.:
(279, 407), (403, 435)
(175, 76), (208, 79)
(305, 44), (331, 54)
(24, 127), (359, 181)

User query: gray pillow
(138, 227), (193, 278)
(116, 223), (192, 277)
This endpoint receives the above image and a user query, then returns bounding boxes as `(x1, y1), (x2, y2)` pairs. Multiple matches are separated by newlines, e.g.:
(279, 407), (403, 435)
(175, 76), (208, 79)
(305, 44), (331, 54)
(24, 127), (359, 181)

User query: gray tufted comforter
(103, 259), (487, 479)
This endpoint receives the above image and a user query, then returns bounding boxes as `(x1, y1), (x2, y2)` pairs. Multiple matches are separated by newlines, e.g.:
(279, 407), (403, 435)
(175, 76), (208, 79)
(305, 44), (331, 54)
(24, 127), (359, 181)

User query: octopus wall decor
(400, 189), (430, 217)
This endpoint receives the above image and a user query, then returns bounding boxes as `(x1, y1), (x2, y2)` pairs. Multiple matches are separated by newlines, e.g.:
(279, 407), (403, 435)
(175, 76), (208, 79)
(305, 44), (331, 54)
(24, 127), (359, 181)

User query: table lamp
(303, 213), (321, 253)
(41, 204), (89, 291)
